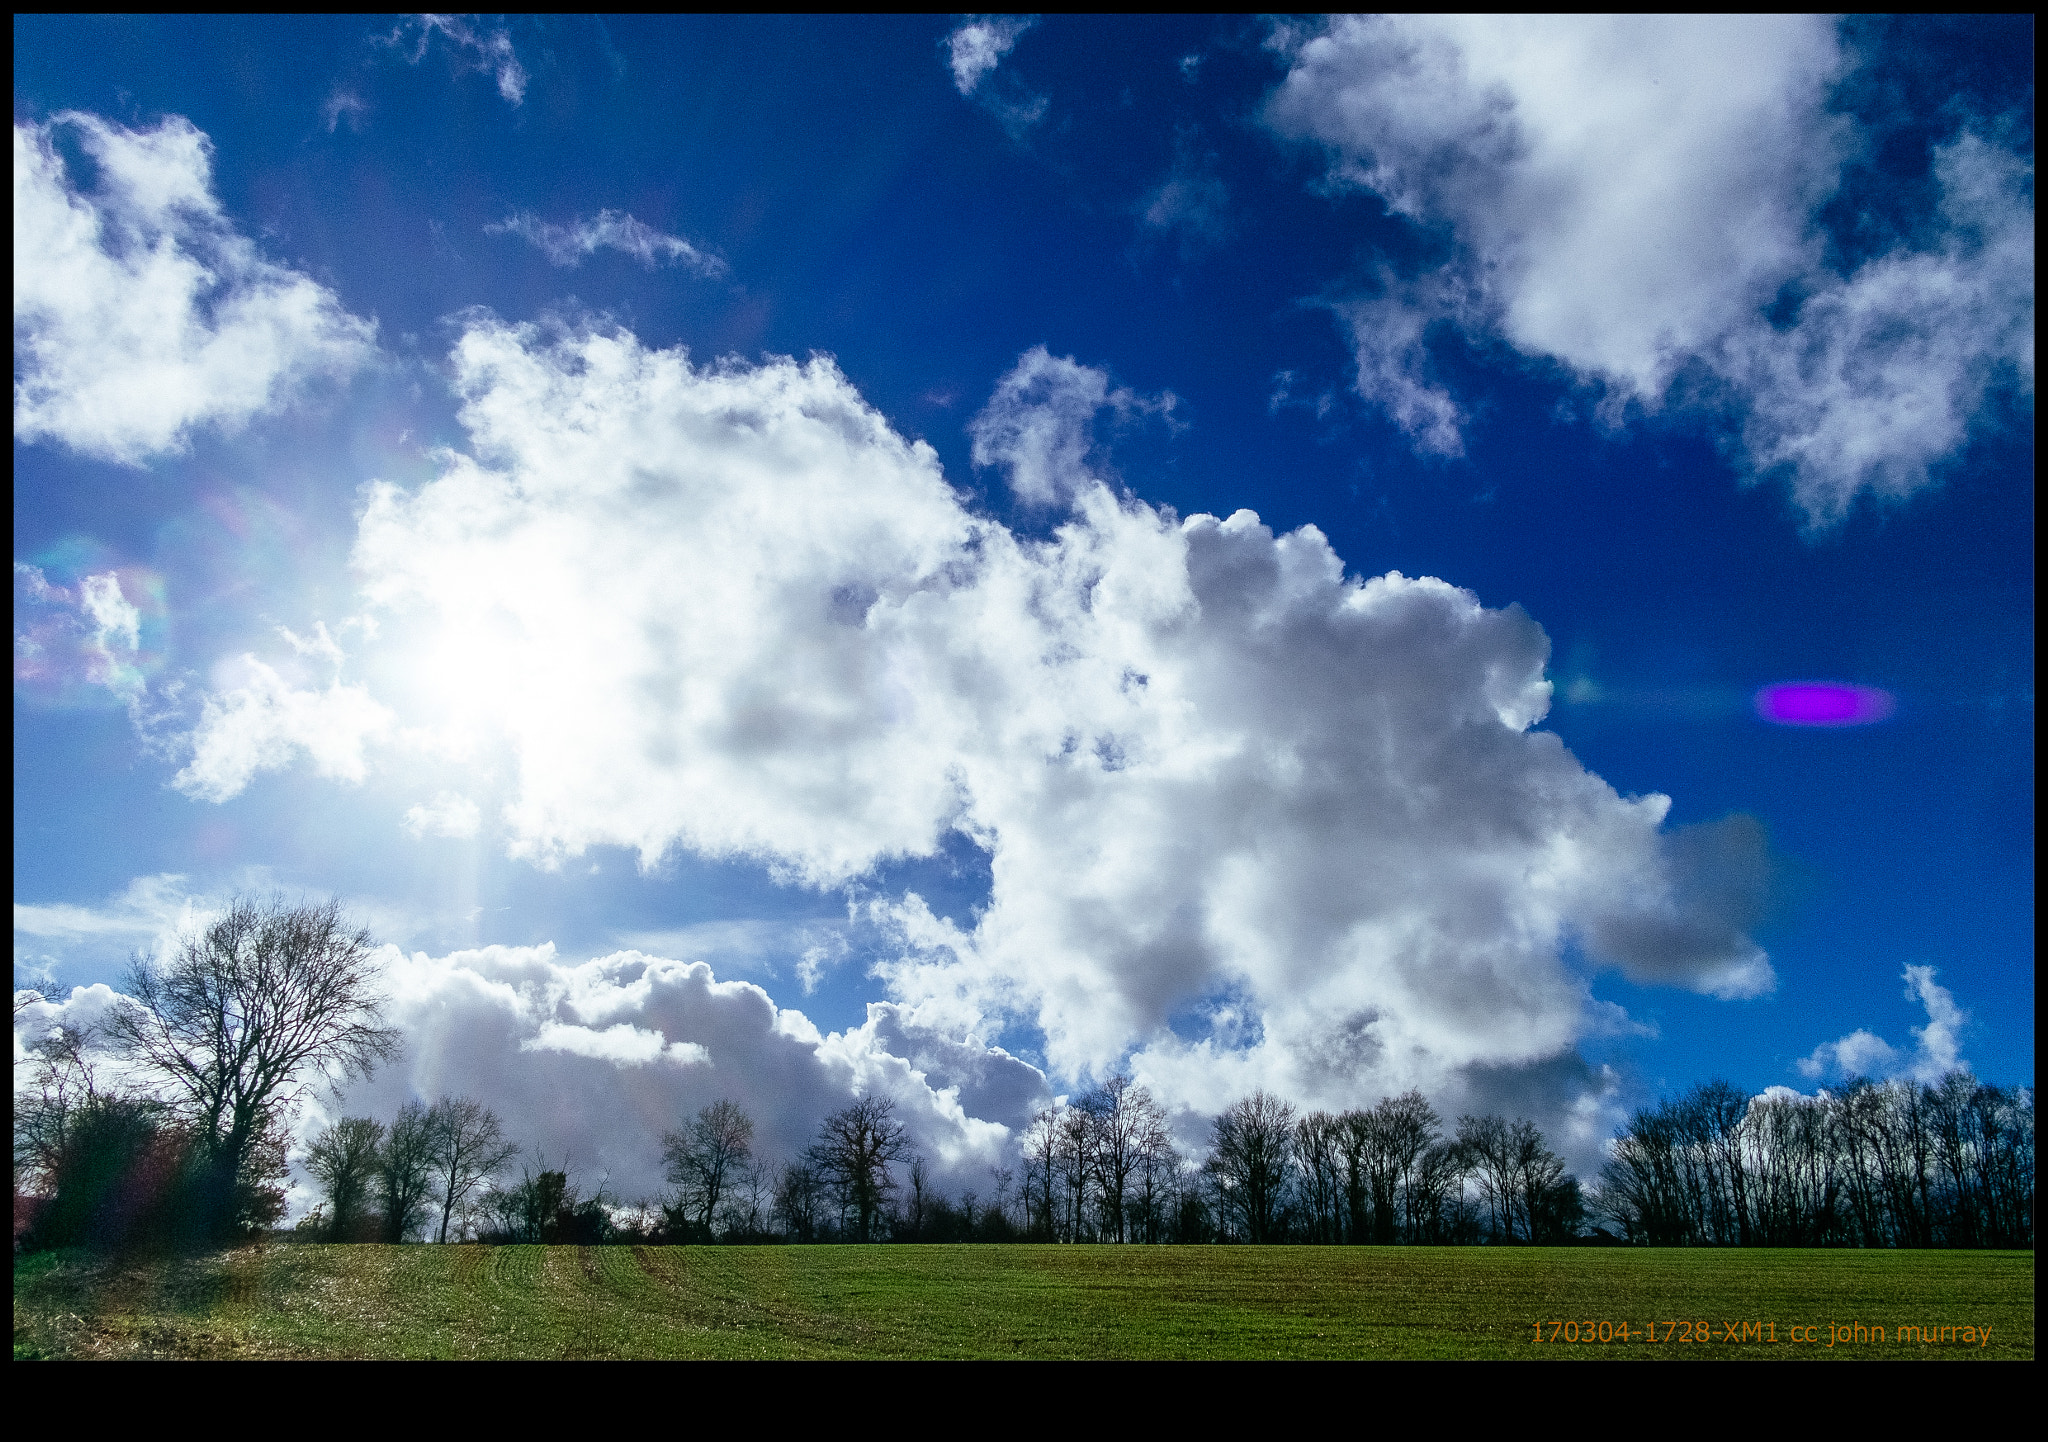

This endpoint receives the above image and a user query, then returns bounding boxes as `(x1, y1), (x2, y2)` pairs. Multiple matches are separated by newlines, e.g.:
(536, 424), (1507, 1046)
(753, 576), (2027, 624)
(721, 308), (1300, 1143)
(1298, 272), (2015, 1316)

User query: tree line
(1598, 1074), (2034, 1248)
(13, 895), (2034, 1251)
(1013, 1080), (1587, 1245)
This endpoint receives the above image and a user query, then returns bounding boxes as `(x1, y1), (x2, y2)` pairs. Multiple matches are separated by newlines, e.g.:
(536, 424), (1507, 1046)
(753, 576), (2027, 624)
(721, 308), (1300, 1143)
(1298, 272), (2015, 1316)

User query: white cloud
(13, 945), (1044, 1217)
(1723, 133), (2035, 530)
(13, 874), (208, 954)
(384, 15), (528, 105)
(1796, 1027), (1901, 1081)
(351, 317), (981, 880)
(1796, 964), (1971, 1083)
(969, 344), (1178, 506)
(1263, 16), (2033, 527)
(524, 1019), (708, 1068)
(13, 112), (377, 464)
(174, 654), (393, 802)
(1326, 271), (1472, 457)
(943, 17), (1048, 138)
(487, 209), (727, 276)
(946, 16), (1035, 96)
(13, 984), (143, 1090)
(611, 919), (849, 990)
(80, 574), (141, 654)
(304, 323), (1773, 1131)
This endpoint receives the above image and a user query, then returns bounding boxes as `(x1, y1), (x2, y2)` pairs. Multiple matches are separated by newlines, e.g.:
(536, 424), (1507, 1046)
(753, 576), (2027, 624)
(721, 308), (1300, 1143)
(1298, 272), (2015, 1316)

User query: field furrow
(15, 1244), (2034, 1361)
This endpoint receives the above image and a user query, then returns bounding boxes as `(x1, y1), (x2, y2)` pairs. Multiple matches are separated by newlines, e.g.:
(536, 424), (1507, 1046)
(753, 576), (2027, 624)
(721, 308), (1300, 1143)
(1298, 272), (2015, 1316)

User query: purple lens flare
(1754, 682), (1896, 727)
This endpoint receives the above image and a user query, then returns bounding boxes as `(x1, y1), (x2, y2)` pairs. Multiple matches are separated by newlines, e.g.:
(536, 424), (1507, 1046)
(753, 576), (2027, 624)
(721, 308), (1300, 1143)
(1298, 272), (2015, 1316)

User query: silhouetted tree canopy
(106, 894), (399, 1240)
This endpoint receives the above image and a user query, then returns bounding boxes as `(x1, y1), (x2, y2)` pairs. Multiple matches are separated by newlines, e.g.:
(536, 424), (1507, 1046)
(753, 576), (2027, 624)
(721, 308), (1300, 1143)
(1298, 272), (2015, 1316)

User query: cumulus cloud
(383, 15), (528, 105)
(943, 16), (1048, 139)
(609, 920), (851, 992)
(15, 921), (1049, 1215)
(1263, 16), (2033, 527)
(486, 209), (726, 276)
(302, 945), (1046, 1207)
(268, 320), (1774, 1133)
(13, 112), (377, 464)
(13, 984), (147, 1097)
(350, 318), (981, 879)
(1797, 965), (1970, 1084)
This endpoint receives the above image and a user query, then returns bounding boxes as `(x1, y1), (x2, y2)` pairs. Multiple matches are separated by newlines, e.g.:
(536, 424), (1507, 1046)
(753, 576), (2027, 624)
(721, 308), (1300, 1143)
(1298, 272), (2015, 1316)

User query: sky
(13, 15), (2034, 1209)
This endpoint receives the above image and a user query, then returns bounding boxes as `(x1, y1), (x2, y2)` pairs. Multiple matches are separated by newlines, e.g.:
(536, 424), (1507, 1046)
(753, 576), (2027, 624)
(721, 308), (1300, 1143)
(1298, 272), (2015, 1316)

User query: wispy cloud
(486, 209), (727, 275)
(968, 344), (1180, 507)
(13, 564), (155, 709)
(382, 14), (528, 105)
(319, 88), (369, 133)
(946, 15), (1035, 95)
(943, 16), (1048, 139)
(13, 874), (216, 991)
(404, 791), (482, 840)
(1139, 130), (1231, 260)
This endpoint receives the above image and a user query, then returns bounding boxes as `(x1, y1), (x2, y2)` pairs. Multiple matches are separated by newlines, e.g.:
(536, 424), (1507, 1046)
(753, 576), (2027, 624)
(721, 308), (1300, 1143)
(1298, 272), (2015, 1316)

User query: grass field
(14, 1243), (2033, 1360)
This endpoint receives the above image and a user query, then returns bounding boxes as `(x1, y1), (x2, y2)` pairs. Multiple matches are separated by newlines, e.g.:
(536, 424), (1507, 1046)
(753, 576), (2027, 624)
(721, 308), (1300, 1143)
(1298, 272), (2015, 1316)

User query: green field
(14, 1244), (2032, 1360)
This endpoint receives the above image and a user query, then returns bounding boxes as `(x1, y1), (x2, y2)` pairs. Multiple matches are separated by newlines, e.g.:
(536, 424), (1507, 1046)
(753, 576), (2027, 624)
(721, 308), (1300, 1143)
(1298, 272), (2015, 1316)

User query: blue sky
(14, 16), (2033, 1198)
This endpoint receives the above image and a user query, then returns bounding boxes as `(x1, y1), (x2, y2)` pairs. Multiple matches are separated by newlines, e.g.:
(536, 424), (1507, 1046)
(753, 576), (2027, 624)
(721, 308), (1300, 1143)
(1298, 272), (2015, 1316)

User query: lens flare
(13, 541), (169, 708)
(1754, 681), (1895, 727)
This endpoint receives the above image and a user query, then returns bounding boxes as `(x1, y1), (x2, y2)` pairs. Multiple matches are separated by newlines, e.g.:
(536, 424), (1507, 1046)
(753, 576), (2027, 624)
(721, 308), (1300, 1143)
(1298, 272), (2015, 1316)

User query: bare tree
(1087, 1075), (1171, 1243)
(1021, 1106), (1062, 1240)
(106, 895), (399, 1237)
(809, 1095), (912, 1242)
(428, 1097), (518, 1244)
(306, 1116), (385, 1240)
(1059, 1101), (1096, 1241)
(1340, 1090), (1441, 1244)
(1128, 1128), (1184, 1244)
(379, 1099), (438, 1242)
(986, 1164), (1016, 1236)
(1410, 1137), (1473, 1242)
(1457, 1114), (1519, 1242)
(662, 1099), (754, 1238)
(773, 1158), (826, 1242)
(13, 1020), (103, 1197)
(723, 1153), (775, 1239)
(1207, 1090), (1295, 1242)
(1293, 1111), (1346, 1242)
(905, 1154), (932, 1239)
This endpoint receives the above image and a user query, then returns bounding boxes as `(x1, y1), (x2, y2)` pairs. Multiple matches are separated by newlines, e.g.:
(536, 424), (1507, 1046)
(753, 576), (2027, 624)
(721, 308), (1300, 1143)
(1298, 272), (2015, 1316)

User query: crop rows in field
(14, 1244), (2034, 1360)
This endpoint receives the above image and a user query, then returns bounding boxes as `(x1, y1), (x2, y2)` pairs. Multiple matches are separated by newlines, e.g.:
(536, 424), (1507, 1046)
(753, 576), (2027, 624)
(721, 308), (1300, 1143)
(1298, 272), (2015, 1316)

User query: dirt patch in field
(631, 1245), (677, 1287)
